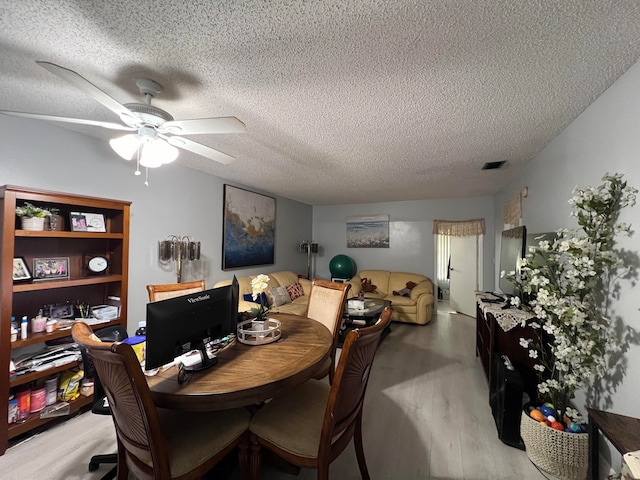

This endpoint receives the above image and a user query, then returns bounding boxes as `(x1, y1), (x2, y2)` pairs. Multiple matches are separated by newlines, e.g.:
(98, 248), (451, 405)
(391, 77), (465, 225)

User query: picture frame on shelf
(82, 212), (106, 232)
(33, 257), (70, 281)
(13, 257), (32, 282)
(70, 212), (88, 232)
(47, 303), (75, 319)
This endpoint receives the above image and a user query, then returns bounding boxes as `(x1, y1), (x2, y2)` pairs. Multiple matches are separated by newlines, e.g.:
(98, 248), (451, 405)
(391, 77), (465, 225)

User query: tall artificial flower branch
(506, 173), (637, 420)
(250, 274), (271, 322)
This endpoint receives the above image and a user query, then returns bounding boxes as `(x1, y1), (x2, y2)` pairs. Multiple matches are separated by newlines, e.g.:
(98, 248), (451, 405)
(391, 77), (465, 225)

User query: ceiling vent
(482, 161), (506, 170)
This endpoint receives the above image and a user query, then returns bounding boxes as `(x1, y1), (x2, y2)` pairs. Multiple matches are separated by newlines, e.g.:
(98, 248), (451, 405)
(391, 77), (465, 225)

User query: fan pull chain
(134, 145), (141, 176)
(145, 167), (149, 187)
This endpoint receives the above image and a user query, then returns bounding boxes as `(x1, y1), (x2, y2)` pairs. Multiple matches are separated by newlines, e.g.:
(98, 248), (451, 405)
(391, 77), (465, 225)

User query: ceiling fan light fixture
(109, 134), (139, 160)
(140, 139), (179, 168)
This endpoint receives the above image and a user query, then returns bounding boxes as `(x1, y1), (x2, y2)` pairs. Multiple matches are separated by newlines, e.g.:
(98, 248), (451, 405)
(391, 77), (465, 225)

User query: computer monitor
(145, 277), (239, 372)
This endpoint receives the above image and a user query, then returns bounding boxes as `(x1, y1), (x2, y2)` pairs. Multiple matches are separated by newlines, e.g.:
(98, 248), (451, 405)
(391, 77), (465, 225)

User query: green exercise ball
(329, 254), (355, 279)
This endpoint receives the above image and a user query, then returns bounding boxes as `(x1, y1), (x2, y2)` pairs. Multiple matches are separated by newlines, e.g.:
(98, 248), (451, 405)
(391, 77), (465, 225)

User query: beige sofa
(346, 270), (435, 325)
(214, 271), (312, 317)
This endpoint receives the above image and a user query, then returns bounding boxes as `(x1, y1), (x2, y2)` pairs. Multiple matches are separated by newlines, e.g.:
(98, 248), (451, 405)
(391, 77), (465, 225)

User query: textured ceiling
(2, 1), (640, 205)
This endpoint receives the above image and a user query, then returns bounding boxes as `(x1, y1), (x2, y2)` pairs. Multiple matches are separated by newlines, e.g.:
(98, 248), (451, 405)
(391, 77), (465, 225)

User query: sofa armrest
(346, 276), (362, 297)
(410, 280), (435, 324)
(299, 278), (313, 296)
(410, 279), (433, 300)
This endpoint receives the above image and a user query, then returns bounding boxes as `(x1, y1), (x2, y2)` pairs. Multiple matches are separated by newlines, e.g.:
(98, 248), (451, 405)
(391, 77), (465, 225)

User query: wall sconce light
(158, 235), (201, 283)
(298, 240), (319, 280)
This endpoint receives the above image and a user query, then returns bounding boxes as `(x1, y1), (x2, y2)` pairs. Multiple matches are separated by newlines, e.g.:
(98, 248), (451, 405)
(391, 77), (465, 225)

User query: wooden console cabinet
(475, 296), (539, 399)
(0, 185), (130, 455)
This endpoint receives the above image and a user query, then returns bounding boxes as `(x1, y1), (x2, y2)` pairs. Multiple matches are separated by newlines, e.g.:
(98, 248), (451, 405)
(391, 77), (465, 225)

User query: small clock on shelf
(83, 253), (110, 276)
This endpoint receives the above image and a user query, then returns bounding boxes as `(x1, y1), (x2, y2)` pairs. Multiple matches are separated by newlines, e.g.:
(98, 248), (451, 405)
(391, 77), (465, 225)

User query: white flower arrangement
(507, 173), (637, 420)
(250, 274), (271, 322)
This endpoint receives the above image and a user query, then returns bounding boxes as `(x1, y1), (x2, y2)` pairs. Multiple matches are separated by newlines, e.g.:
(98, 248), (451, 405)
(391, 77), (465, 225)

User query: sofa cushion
(286, 282), (305, 301)
(269, 286), (292, 307)
(243, 292), (269, 305)
(358, 270), (391, 296)
(388, 272), (428, 295)
(385, 295), (416, 307)
(270, 271), (300, 289)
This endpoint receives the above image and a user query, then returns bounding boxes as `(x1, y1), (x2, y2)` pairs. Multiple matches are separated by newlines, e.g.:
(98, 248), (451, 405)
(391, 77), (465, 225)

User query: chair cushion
(157, 407), (250, 477)
(250, 380), (330, 459)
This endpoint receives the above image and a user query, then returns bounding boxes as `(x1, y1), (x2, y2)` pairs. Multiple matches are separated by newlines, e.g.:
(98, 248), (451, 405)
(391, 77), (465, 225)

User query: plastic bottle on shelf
(20, 316), (28, 340)
(135, 321), (146, 336)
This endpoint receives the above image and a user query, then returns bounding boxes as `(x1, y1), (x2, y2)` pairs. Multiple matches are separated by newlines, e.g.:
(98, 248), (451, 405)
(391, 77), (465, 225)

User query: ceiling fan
(0, 61), (246, 175)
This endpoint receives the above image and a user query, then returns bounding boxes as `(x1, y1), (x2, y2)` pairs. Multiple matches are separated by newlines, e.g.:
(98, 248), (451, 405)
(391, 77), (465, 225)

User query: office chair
(73, 321), (251, 480)
(248, 306), (392, 480)
(80, 324), (128, 480)
(306, 278), (351, 384)
(146, 279), (206, 302)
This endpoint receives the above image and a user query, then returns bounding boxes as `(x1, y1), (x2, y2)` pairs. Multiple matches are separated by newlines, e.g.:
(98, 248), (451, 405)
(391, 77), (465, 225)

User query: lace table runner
(475, 292), (535, 332)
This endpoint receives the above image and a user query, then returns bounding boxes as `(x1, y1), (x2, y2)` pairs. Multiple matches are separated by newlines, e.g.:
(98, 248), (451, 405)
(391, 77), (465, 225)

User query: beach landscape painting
(347, 215), (389, 248)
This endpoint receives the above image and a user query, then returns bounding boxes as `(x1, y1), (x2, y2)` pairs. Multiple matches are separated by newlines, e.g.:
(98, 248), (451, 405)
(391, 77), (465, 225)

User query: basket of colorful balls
(520, 403), (588, 480)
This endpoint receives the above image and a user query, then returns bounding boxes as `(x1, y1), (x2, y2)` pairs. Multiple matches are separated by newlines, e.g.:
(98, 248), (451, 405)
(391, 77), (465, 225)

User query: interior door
(449, 235), (479, 317)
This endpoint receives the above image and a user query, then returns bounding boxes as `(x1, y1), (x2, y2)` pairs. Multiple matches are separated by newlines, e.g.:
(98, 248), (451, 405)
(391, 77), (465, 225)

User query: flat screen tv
(498, 226), (526, 297)
(145, 276), (239, 372)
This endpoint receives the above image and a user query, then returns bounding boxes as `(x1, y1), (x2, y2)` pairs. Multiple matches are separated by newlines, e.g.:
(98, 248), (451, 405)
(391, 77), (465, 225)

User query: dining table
(146, 313), (332, 411)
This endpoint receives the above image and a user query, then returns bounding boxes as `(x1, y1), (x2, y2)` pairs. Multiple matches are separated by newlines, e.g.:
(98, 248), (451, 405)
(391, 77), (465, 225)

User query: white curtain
(436, 234), (451, 285)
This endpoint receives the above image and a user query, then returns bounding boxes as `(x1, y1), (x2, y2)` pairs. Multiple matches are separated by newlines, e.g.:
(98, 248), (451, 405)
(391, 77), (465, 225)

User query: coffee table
(338, 298), (391, 347)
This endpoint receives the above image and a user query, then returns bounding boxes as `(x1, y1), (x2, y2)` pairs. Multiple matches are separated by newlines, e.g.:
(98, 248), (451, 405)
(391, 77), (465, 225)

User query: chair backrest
(319, 306), (392, 460)
(306, 279), (351, 335)
(146, 279), (206, 302)
(306, 279), (351, 381)
(81, 324), (129, 414)
(72, 321), (171, 479)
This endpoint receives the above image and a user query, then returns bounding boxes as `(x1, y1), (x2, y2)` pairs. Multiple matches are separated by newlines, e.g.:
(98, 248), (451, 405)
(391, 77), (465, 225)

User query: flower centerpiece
(506, 173), (637, 420)
(15, 202), (52, 231)
(250, 274), (271, 328)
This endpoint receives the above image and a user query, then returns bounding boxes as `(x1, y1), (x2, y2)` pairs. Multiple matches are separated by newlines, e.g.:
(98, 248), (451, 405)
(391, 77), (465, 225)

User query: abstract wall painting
(223, 185), (276, 270)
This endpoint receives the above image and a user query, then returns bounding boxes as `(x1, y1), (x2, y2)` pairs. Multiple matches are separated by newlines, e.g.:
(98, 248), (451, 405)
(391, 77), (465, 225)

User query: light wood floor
(0, 304), (547, 480)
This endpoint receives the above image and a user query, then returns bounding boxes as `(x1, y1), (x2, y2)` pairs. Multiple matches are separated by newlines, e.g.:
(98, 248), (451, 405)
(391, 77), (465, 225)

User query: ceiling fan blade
(159, 117), (247, 135)
(0, 110), (136, 131)
(36, 61), (140, 125)
(161, 134), (236, 165)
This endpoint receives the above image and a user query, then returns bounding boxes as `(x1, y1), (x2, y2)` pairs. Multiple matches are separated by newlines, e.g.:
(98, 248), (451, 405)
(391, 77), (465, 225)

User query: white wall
(494, 59), (640, 471)
(312, 197), (495, 289)
(0, 116), (313, 333)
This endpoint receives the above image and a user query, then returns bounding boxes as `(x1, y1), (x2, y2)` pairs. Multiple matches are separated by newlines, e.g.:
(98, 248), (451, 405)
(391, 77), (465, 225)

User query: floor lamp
(299, 240), (318, 280)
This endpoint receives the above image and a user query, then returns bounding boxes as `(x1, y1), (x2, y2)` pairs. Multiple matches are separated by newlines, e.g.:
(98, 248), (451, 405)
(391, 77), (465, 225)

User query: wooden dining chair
(72, 321), (250, 480)
(306, 278), (351, 384)
(146, 279), (206, 302)
(247, 306), (392, 480)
